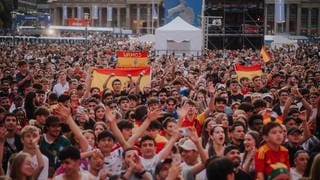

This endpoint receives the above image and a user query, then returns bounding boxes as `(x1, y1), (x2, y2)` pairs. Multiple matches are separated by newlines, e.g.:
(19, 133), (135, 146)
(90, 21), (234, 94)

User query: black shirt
(235, 169), (253, 180)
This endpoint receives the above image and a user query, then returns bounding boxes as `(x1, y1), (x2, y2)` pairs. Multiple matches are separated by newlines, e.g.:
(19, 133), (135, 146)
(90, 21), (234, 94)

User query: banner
(275, 0), (285, 23)
(107, 7), (113, 21)
(234, 64), (262, 80)
(92, 5), (98, 19)
(260, 46), (271, 63)
(242, 24), (259, 34)
(63, 5), (67, 19)
(117, 51), (149, 67)
(152, 0), (158, 20)
(91, 67), (151, 90)
(165, 0), (202, 27)
(67, 18), (92, 26)
(77, 6), (82, 19)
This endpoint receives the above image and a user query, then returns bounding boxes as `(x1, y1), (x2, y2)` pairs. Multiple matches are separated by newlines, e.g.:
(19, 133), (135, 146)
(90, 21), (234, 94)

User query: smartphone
(77, 106), (85, 113)
(180, 128), (189, 137)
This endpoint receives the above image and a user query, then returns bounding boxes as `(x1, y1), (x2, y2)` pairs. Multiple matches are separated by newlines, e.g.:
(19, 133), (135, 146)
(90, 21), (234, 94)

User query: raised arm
(127, 109), (164, 146)
(0, 127), (8, 175)
(299, 110), (312, 142)
(189, 127), (208, 165)
(83, 68), (93, 98)
(127, 74), (135, 91)
(158, 130), (180, 161)
(134, 71), (145, 94)
(32, 130), (45, 179)
(203, 82), (216, 116)
(105, 107), (130, 149)
(102, 73), (115, 90)
(176, 103), (188, 127)
(55, 104), (89, 152)
(283, 95), (293, 119)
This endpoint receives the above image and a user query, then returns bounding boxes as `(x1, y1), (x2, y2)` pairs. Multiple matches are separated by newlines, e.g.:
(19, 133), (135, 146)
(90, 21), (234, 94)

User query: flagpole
(151, 0), (154, 34)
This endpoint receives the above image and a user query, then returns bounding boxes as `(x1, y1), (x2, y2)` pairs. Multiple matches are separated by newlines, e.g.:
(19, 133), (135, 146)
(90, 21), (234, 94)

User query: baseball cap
(287, 127), (302, 135)
(179, 138), (197, 151)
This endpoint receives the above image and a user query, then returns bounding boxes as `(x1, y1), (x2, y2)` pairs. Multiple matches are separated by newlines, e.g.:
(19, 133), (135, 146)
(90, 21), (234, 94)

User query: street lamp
(11, 11), (17, 48)
(84, 13), (89, 44)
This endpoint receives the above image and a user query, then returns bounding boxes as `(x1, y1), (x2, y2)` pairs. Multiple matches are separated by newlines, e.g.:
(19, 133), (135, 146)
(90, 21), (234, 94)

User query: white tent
(155, 16), (202, 56)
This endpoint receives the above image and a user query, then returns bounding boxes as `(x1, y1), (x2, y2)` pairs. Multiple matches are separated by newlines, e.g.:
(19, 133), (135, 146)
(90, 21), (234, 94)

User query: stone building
(265, 0), (320, 35)
(48, 0), (162, 34)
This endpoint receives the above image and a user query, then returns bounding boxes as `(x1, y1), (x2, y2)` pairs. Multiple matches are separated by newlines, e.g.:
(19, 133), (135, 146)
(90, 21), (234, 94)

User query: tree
(0, 0), (13, 29)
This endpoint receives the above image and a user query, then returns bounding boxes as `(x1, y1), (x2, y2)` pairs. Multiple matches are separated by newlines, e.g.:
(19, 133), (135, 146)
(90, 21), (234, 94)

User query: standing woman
(94, 105), (106, 122)
(207, 124), (225, 157)
(214, 113), (230, 143)
(241, 131), (260, 178)
(200, 116), (216, 148)
(69, 89), (81, 115)
(10, 152), (36, 180)
(93, 121), (108, 138)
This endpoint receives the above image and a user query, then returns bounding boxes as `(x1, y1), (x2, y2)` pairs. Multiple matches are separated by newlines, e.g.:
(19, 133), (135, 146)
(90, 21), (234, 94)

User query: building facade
(48, 0), (163, 34)
(265, 0), (320, 35)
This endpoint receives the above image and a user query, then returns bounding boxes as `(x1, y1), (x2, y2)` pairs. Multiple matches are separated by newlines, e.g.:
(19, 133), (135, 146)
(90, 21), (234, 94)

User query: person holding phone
(122, 148), (152, 180)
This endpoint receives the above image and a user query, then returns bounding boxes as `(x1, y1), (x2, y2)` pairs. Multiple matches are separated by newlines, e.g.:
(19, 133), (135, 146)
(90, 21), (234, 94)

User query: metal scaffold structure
(202, 0), (264, 50)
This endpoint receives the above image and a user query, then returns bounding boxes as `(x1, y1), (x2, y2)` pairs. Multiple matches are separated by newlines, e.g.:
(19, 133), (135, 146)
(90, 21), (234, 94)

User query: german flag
(234, 63), (262, 80)
(117, 51), (149, 67)
(260, 46), (271, 63)
(91, 67), (151, 90)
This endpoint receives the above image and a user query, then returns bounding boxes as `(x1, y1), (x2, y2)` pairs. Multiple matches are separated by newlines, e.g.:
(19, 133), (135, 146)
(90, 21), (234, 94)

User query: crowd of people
(0, 33), (319, 180)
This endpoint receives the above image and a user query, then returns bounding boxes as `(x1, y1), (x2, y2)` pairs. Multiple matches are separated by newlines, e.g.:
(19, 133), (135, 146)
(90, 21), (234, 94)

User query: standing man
(224, 145), (252, 180)
(54, 146), (95, 180)
(39, 116), (70, 177)
(53, 71), (69, 97)
(16, 60), (33, 95)
(1, 113), (23, 172)
(7, 125), (49, 180)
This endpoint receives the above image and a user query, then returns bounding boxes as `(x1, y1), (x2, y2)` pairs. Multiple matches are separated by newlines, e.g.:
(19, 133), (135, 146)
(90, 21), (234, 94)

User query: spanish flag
(234, 63), (262, 80)
(117, 51), (149, 67)
(260, 46), (271, 63)
(262, 111), (283, 125)
(91, 67), (151, 90)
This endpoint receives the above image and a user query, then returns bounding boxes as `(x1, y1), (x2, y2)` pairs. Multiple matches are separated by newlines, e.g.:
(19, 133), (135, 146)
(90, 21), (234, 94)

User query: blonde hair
(21, 125), (40, 138)
(215, 113), (227, 124)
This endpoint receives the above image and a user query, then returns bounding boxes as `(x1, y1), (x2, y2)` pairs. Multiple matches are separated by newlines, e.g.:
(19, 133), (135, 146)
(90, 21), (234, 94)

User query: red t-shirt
(181, 116), (202, 136)
(255, 144), (290, 177)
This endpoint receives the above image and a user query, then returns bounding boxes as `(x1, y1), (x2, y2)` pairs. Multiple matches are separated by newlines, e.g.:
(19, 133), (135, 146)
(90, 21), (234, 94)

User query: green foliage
(0, 0), (12, 29)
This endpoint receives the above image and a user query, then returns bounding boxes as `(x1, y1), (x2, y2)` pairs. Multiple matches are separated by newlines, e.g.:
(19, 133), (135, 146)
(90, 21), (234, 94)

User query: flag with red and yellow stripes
(117, 51), (149, 67)
(260, 46), (271, 63)
(234, 63), (263, 80)
(91, 67), (151, 90)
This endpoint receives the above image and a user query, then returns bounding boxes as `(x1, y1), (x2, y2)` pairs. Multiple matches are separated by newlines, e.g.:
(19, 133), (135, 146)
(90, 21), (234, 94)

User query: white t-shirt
(290, 168), (302, 180)
(7, 153), (49, 180)
(102, 148), (123, 176)
(53, 82), (69, 97)
(140, 154), (160, 175)
(53, 171), (94, 180)
(181, 162), (207, 180)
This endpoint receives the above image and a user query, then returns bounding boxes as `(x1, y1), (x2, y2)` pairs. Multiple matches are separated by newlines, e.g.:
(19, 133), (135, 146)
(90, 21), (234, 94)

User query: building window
(289, 4), (297, 34)
(301, 8), (308, 28)
(311, 8), (318, 28)
(267, 4), (274, 34)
